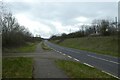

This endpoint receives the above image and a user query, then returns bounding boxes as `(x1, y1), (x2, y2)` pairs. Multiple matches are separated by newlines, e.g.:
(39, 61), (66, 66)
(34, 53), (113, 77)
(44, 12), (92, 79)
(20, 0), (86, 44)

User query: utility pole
(115, 17), (118, 31)
(69, 28), (71, 33)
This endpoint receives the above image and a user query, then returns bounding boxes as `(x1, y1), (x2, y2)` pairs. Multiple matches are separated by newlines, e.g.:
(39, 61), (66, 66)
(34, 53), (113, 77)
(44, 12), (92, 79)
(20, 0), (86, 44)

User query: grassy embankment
(55, 60), (117, 79)
(3, 57), (33, 78)
(52, 36), (119, 57)
(2, 42), (39, 78)
(0, 57), (1, 78)
(3, 42), (38, 53)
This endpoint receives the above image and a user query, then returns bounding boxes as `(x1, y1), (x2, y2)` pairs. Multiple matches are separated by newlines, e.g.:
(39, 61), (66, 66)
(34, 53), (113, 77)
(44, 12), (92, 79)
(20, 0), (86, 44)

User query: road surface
(44, 40), (120, 79)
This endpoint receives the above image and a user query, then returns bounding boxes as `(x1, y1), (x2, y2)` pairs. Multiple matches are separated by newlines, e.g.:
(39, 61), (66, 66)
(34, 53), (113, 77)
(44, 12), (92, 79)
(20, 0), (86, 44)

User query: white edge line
(47, 46), (63, 54)
(83, 63), (120, 79)
(102, 71), (120, 79)
(74, 58), (79, 62)
(63, 54), (66, 55)
(59, 52), (62, 53)
(68, 55), (72, 58)
(83, 63), (94, 68)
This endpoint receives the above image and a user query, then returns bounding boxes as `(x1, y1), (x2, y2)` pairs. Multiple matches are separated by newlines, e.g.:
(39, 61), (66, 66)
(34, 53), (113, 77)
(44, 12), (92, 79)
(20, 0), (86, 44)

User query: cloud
(75, 16), (89, 23)
(15, 13), (52, 38)
(3, 0), (119, 2)
(4, 1), (117, 38)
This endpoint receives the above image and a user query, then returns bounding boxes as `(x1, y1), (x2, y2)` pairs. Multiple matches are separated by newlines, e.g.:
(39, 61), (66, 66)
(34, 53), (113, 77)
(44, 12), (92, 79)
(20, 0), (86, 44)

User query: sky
(2, 0), (118, 39)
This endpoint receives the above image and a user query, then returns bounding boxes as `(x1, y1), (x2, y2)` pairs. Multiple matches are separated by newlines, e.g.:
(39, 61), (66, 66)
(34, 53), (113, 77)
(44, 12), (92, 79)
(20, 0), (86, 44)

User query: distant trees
(50, 31), (85, 40)
(84, 19), (118, 36)
(100, 20), (110, 36)
(50, 18), (119, 40)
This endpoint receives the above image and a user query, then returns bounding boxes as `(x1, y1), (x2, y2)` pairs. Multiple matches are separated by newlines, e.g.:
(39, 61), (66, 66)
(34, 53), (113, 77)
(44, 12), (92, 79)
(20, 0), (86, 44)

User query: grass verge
(0, 57), (1, 78)
(2, 57), (33, 78)
(41, 42), (52, 51)
(52, 36), (119, 57)
(55, 60), (117, 79)
(3, 42), (38, 53)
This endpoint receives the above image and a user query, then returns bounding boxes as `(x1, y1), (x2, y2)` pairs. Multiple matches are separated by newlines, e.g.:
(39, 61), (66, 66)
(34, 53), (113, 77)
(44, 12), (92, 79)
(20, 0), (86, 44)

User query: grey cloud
(29, 2), (117, 25)
(7, 2), (118, 38)
(10, 2), (117, 25)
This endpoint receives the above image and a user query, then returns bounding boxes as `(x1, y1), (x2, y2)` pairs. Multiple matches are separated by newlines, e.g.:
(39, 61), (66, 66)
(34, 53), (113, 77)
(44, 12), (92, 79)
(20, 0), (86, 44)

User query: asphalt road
(44, 40), (120, 79)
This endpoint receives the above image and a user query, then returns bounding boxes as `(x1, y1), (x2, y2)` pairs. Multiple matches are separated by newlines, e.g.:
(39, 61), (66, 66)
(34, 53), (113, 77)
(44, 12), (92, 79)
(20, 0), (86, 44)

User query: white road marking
(102, 71), (120, 79)
(74, 58), (79, 62)
(63, 54), (66, 55)
(87, 55), (119, 64)
(83, 63), (94, 68)
(68, 56), (72, 58)
(59, 52), (62, 53)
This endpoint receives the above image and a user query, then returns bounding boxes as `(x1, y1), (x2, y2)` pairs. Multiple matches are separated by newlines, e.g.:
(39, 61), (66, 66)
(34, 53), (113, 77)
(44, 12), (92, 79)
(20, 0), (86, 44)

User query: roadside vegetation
(0, 2), (39, 78)
(0, 2), (41, 53)
(55, 60), (117, 79)
(2, 57), (33, 78)
(41, 42), (52, 51)
(52, 36), (118, 57)
(0, 57), (1, 78)
(3, 42), (38, 53)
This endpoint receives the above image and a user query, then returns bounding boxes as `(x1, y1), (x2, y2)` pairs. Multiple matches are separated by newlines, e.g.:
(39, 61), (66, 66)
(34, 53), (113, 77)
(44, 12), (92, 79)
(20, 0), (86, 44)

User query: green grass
(41, 42), (52, 51)
(2, 57), (33, 78)
(0, 56), (1, 78)
(55, 60), (117, 79)
(52, 36), (119, 57)
(3, 42), (38, 53)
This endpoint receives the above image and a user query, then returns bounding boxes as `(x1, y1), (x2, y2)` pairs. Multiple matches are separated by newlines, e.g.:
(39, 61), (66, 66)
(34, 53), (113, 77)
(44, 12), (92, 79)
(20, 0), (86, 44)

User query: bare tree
(0, 1), (36, 48)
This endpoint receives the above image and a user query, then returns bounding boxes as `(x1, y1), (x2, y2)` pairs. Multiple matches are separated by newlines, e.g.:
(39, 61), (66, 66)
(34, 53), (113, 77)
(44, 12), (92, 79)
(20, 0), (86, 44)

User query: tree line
(1, 13), (41, 48)
(0, 2), (41, 48)
(50, 19), (119, 40)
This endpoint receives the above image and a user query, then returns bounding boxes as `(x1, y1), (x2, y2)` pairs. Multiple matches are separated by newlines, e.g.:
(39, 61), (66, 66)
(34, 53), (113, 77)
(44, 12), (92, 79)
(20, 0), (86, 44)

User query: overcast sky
(3, 0), (118, 38)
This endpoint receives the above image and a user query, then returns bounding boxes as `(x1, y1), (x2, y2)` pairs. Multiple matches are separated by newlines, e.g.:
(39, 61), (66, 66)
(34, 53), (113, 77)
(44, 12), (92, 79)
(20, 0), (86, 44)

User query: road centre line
(61, 47), (119, 64)
(87, 55), (119, 64)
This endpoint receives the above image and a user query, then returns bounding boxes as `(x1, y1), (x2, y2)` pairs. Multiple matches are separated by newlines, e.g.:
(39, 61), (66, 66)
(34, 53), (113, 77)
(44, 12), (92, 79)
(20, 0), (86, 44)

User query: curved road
(44, 40), (120, 79)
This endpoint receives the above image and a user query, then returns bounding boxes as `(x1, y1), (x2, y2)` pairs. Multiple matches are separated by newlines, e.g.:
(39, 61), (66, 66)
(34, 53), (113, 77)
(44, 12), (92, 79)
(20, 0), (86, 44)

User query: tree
(0, 3), (34, 47)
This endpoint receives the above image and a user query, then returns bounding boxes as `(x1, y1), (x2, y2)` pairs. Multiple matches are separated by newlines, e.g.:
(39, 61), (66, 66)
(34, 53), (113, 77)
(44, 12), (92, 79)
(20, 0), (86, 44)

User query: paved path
(33, 42), (71, 78)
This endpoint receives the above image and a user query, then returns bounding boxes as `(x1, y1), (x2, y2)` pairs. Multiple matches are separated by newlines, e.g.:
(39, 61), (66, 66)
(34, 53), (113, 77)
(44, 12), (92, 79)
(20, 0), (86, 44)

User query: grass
(41, 42), (52, 51)
(52, 36), (119, 57)
(55, 60), (117, 79)
(2, 57), (33, 78)
(0, 56), (1, 78)
(3, 42), (38, 53)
